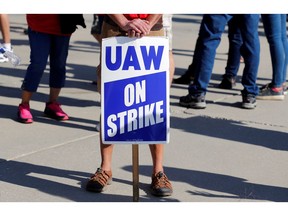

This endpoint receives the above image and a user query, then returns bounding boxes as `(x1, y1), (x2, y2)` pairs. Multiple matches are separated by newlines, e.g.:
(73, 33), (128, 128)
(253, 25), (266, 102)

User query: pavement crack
(3, 134), (98, 163)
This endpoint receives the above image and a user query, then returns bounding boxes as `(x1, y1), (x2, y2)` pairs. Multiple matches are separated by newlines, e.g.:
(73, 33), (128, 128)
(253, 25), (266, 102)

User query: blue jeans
(189, 14), (260, 96)
(21, 28), (71, 92)
(224, 16), (242, 78)
(261, 14), (288, 87)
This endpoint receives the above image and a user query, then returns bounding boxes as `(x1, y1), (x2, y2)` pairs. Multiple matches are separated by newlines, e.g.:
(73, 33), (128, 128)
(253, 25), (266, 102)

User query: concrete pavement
(0, 14), (288, 205)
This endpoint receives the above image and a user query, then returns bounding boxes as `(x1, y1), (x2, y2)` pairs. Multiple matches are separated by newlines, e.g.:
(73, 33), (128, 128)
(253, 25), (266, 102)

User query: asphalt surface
(0, 14), (288, 210)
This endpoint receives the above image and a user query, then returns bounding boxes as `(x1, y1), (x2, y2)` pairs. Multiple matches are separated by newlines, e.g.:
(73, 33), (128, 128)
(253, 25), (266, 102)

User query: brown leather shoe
(150, 171), (173, 197)
(86, 168), (112, 192)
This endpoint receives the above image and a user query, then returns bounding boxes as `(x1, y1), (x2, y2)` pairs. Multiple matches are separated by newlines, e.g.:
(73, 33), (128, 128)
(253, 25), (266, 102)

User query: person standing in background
(0, 14), (12, 63)
(179, 14), (260, 110)
(17, 14), (86, 124)
(216, 14), (288, 99)
(257, 14), (288, 100)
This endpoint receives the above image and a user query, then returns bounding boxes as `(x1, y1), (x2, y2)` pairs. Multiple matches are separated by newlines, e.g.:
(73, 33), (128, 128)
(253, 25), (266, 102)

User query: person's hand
(122, 18), (150, 38)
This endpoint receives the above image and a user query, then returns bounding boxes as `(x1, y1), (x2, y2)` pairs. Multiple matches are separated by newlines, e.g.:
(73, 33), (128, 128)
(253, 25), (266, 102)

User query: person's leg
(48, 35), (70, 101)
(238, 14), (260, 108)
(280, 14), (288, 86)
(21, 29), (51, 94)
(18, 28), (50, 123)
(225, 16), (242, 78)
(256, 14), (286, 100)
(149, 144), (164, 174)
(48, 88), (61, 102)
(179, 14), (231, 109)
(149, 143), (172, 196)
(258, 14), (287, 100)
(172, 14), (203, 85)
(192, 15), (231, 94)
(86, 19), (117, 193)
(44, 34), (71, 120)
(172, 60), (195, 85)
(0, 14), (11, 62)
(0, 14), (11, 47)
(86, 65), (113, 193)
(146, 21), (173, 196)
(261, 14), (284, 88)
(219, 16), (243, 89)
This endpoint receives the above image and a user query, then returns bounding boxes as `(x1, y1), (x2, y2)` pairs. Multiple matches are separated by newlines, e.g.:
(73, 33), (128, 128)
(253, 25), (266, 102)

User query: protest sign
(101, 36), (170, 144)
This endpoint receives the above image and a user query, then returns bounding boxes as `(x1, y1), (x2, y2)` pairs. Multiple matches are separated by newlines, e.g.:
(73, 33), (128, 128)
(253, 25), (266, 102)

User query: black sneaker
(257, 84), (284, 100)
(86, 168), (112, 192)
(218, 76), (236, 89)
(242, 94), (257, 109)
(179, 94), (206, 109)
(173, 73), (194, 85)
(150, 171), (173, 197)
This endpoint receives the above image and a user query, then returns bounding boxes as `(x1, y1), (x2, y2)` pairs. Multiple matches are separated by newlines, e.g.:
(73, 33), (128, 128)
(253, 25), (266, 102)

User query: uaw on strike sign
(101, 36), (170, 144)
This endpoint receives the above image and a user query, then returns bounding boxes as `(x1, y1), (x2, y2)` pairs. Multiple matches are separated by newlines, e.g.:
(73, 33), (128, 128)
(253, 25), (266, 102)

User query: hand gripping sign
(101, 36), (170, 144)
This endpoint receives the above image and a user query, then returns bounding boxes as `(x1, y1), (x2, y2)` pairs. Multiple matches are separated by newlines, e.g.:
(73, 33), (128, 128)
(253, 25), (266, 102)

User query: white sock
(3, 43), (12, 51)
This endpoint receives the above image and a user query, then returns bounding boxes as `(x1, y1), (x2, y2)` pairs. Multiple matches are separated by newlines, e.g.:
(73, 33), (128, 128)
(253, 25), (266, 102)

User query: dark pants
(188, 14), (260, 96)
(21, 28), (71, 92)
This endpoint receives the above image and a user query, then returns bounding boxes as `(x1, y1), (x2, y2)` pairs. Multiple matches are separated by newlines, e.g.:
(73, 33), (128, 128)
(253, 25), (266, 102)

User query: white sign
(101, 36), (170, 144)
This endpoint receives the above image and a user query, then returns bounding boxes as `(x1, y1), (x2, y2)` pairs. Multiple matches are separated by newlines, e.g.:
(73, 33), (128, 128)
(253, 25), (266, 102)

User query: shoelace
(152, 173), (171, 189)
(90, 169), (111, 186)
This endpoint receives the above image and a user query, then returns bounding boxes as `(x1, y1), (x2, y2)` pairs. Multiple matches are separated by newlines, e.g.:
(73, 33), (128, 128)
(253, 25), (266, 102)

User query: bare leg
(99, 115), (114, 171)
(149, 144), (164, 175)
(21, 90), (33, 104)
(48, 87), (61, 102)
(0, 14), (11, 49)
(100, 142), (114, 171)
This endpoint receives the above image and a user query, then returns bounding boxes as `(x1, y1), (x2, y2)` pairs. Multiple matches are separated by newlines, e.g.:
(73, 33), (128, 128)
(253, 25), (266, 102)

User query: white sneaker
(0, 53), (8, 63)
(0, 45), (17, 64)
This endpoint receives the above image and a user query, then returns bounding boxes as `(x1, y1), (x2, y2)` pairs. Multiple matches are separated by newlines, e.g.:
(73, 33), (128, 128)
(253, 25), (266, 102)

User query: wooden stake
(132, 144), (139, 202)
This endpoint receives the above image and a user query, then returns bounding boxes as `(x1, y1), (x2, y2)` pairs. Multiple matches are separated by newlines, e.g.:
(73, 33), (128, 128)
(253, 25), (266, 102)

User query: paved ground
(0, 14), (288, 212)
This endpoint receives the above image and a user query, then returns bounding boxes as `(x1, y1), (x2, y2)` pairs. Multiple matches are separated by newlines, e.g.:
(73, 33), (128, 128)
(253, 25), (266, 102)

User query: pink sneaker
(44, 101), (69, 121)
(18, 103), (33, 123)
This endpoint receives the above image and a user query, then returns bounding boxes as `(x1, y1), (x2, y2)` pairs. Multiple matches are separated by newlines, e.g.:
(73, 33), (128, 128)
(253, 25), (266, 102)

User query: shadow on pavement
(170, 115), (288, 151)
(123, 165), (288, 202)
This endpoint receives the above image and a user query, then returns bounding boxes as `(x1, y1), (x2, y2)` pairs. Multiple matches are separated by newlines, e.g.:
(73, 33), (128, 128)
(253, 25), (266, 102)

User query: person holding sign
(86, 14), (173, 197)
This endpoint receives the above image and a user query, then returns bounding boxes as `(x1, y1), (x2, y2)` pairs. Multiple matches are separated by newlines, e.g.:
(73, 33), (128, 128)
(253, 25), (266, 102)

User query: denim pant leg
(49, 35), (70, 88)
(189, 14), (231, 96)
(21, 29), (51, 92)
(281, 14), (288, 84)
(225, 16), (242, 78)
(238, 14), (260, 96)
(261, 14), (285, 87)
